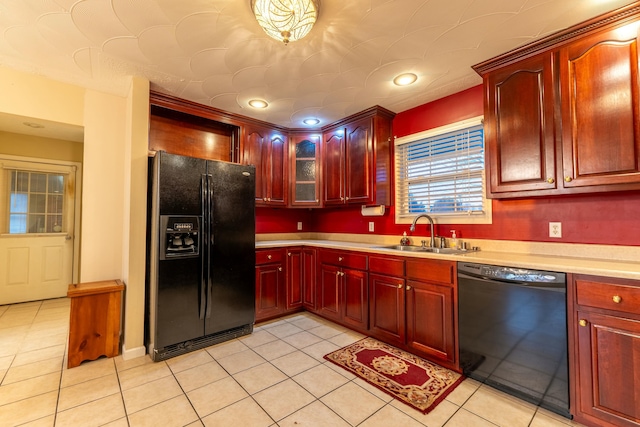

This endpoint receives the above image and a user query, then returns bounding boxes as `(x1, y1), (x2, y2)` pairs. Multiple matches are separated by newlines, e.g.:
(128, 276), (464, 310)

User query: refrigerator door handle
(205, 174), (213, 319)
(199, 174), (207, 320)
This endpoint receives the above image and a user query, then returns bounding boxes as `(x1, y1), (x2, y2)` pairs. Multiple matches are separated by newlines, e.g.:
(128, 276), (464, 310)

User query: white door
(0, 158), (78, 304)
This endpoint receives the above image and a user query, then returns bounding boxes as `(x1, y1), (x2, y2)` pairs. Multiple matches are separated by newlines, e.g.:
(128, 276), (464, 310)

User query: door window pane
(7, 170), (66, 233)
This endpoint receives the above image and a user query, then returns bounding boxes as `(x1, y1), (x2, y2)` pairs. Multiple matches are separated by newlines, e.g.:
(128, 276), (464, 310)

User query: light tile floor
(0, 298), (586, 427)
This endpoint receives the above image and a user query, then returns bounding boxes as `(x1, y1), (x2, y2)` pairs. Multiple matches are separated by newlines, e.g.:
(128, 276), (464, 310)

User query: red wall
(257, 85), (640, 246)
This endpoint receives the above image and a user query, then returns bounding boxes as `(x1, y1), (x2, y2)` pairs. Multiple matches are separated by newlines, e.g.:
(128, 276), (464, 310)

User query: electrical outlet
(549, 222), (562, 238)
(297, 221), (302, 231)
(368, 222), (375, 232)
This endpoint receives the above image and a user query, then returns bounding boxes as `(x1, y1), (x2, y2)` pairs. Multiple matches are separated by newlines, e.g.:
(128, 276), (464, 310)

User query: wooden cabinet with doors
(368, 254), (458, 371)
(322, 107), (395, 207)
(474, 4), (640, 198)
(483, 52), (559, 196)
(255, 248), (286, 322)
(558, 24), (640, 190)
(243, 124), (288, 206)
(316, 249), (369, 331)
(286, 246), (316, 311)
(368, 255), (406, 347)
(570, 274), (640, 427)
(289, 133), (322, 208)
(405, 258), (458, 369)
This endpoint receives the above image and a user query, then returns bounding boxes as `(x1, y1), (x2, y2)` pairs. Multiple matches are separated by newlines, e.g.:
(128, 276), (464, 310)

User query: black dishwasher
(458, 262), (570, 418)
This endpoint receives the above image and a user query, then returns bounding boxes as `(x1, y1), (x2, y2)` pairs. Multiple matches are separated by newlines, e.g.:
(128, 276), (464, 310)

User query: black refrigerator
(146, 151), (256, 361)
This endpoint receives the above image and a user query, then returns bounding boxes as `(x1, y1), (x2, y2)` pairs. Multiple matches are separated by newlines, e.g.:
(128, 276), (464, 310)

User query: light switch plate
(369, 222), (375, 232)
(297, 222), (302, 231)
(549, 222), (562, 238)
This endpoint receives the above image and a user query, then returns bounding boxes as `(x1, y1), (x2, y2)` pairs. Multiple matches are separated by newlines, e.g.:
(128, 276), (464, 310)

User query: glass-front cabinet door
(289, 133), (321, 208)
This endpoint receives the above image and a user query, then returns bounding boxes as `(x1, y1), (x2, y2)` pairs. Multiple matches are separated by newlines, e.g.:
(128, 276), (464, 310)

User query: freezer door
(152, 152), (207, 349)
(158, 152), (206, 215)
(205, 160), (256, 335)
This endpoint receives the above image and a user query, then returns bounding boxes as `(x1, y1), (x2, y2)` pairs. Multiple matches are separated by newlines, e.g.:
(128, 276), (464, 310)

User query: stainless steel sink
(375, 245), (475, 255)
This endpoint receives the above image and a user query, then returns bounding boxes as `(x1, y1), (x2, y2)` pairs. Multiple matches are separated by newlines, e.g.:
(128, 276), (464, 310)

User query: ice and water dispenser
(160, 215), (200, 260)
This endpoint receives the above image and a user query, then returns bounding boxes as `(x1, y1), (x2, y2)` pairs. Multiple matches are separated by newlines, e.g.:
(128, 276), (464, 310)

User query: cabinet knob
(345, 197), (349, 201)
(406, 285), (412, 291)
(267, 255), (272, 260)
(579, 319), (588, 327)
(338, 257), (343, 262)
(564, 176), (573, 182)
(288, 252), (291, 256)
(397, 284), (403, 289)
(612, 295), (622, 303)
(278, 267), (282, 272)
(340, 197), (344, 201)
(547, 177), (555, 184)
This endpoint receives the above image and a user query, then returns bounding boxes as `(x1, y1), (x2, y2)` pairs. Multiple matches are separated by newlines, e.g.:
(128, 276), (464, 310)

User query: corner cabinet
(322, 107), (394, 206)
(286, 247), (316, 311)
(475, 4), (640, 198)
(289, 133), (322, 208)
(570, 274), (640, 427)
(243, 124), (288, 206)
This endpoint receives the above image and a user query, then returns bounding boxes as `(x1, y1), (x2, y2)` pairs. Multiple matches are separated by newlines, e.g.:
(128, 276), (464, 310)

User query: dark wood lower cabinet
(572, 274), (640, 427)
(405, 279), (455, 366)
(255, 249), (286, 322)
(369, 273), (405, 346)
(317, 262), (368, 331)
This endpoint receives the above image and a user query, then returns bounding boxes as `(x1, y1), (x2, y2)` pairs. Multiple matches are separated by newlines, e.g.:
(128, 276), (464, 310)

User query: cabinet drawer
(576, 276), (640, 315)
(319, 249), (368, 270)
(405, 259), (455, 285)
(369, 255), (404, 276)
(256, 248), (284, 265)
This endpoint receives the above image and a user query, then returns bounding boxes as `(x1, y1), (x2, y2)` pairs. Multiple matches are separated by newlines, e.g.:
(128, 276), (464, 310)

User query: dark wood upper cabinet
(484, 53), (558, 195)
(559, 25), (640, 189)
(243, 124), (288, 206)
(322, 107), (394, 207)
(475, 3), (640, 198)
(289, 133), (322, 208)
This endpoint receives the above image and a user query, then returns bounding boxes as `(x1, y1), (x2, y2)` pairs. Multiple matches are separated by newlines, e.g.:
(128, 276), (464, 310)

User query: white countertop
(256, 238), (640, 280)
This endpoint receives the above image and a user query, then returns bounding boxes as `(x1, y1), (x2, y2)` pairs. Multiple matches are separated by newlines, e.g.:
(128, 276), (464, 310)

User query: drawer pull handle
(612, 295), (622, 303)
(406, 285), (412, 291)
(267, 255), (272, 260)
(398, 284), (403, 289)
(579, 319), (588, 327)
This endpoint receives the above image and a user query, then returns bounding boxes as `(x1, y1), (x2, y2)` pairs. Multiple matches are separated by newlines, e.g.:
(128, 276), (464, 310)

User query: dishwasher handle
(458, 271), (566, 291)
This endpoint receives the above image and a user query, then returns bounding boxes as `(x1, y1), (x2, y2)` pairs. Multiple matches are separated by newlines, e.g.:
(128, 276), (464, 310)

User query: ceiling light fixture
(393, 73), (418, 86)
(251, 0), (319, 45)
(248, 99), (269, 108)
(303, 118), (320, 126)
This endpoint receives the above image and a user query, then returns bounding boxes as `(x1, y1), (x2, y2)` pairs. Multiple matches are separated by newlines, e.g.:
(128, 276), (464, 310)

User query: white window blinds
(395, 123), (485, 219)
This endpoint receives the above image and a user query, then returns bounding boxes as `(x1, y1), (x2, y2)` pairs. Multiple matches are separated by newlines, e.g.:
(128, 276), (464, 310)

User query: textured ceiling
(0, 0), (635, 133)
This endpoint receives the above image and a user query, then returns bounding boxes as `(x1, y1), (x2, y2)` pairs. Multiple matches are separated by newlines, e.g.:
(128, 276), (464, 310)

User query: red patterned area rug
(324, 337), (464, 414)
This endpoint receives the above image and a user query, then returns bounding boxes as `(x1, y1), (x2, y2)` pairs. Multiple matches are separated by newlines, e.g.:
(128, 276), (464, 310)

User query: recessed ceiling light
(248, 99), (268, 108)
(303, 118), (320, 126)
(393, 73), (418, 86)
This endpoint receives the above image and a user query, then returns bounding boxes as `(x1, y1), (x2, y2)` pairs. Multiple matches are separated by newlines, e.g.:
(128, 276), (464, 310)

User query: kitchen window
(394, 116), (491, 225)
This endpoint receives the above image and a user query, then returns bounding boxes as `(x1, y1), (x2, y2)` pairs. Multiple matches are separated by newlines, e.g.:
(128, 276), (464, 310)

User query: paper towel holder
(361, 205), (385, 216)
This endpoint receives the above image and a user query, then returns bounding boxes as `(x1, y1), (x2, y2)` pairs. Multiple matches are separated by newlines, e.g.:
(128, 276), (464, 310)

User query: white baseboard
(121, 344), (146, 360)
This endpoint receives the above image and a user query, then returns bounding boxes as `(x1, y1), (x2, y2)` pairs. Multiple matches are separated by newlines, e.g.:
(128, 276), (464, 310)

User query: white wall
(0, 67), (150, 358)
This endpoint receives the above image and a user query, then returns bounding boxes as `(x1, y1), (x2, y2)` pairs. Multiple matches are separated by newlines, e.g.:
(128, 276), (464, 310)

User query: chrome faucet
(409, 214), (435, 248)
